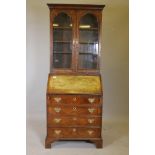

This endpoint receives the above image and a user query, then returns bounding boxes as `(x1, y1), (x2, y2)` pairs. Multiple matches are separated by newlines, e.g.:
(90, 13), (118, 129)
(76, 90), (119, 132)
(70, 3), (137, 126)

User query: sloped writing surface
(47, 75), (102, 94)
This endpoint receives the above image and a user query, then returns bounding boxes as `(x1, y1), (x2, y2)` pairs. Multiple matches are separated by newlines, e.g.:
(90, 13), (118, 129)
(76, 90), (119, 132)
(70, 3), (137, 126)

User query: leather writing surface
(47, 75), (102, 94)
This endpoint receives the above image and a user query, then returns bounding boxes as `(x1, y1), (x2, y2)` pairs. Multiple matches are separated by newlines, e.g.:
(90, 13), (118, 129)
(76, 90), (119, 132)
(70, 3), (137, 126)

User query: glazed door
(50, 10), (76, 73)
(76, 11), (101, 73)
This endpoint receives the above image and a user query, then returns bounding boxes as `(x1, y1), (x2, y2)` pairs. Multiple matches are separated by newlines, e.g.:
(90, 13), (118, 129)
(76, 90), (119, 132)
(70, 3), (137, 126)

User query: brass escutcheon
(73, 97), (77, 101)
(73, 128), (76, 132)
(73, 117), (77, 121)
(73, 107), (77, 111)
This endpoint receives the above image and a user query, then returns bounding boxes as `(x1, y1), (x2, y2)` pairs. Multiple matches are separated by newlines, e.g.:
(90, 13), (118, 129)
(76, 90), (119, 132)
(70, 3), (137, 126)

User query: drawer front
(48, 106), (102, 115)
(48, 116), (102, 126)
(48, 127), (101, 138)
(47, 95), (101, 105)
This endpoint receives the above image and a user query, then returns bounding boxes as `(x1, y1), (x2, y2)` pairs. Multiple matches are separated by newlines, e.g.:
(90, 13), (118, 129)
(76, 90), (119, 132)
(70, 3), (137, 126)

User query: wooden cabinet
(45, 4), (105, 148)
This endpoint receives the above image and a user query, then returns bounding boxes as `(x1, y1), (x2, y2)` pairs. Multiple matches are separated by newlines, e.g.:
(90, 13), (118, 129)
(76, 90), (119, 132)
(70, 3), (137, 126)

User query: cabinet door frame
(50, 9), (76, 73)
(76, 10), (102, 74)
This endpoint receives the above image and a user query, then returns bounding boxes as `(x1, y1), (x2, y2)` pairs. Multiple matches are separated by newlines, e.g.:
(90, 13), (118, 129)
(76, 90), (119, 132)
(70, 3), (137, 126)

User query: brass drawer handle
(73, 97), (77, 101)
(88, 130), (94, 135)
(54, 130), (61, 135)
(88, 118), (95, 124)
(54, 118), (61, 123)
(54, 107), (61, 113)
(88, 98), (95, 103)
(54, 97), (61, 103)
(73, 107), (77, 111)
(88, 108), (95, 113)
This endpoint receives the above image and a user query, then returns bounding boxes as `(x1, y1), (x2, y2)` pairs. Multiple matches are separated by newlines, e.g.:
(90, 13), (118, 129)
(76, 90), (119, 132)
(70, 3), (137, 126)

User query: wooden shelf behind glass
(79, 52), (97, 55)
(53, 41), (71, 43)
(79, 28), (98, 31)
(79, 42), (98, 44)
(53, 52), (72, 54)
(53, 27), (72, 30)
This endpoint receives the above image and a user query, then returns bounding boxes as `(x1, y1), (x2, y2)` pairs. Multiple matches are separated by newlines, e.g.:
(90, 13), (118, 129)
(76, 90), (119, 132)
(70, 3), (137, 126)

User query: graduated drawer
(48, 105), (102, 115)
(47, 127), (101, 138)
(48, 116), (101, 127)
(47, 95), (101, 105)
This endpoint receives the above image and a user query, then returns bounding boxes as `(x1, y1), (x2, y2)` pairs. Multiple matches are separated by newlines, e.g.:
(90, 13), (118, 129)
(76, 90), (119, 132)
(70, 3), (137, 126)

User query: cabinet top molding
(47, 4), (105, 10)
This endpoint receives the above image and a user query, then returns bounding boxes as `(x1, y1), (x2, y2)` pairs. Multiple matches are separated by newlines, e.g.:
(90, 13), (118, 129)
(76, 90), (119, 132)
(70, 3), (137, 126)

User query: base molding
(45, 137), (103, 148)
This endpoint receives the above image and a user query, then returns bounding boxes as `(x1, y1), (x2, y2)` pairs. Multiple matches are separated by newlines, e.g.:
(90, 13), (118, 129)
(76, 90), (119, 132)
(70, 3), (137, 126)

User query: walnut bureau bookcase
(45, 4), (105, 148)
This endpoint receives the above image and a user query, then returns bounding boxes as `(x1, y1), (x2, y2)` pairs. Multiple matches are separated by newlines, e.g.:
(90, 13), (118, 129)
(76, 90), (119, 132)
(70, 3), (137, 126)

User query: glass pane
(53, 13), (72, 69)
(53, 53), (72, 68)
(78, 14), (99, 69)
(79, 54), (98, 69)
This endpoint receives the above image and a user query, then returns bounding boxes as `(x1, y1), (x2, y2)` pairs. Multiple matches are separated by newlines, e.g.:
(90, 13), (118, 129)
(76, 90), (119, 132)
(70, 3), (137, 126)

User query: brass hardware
(88, 130), (94, 135)
(73, 97), (77, 101)
(73, 117), (77, 121)
(73, 107), (77, 111)
(73, 128), (76, 132)
(54, 107), (61, 113)
(54, 118), (61, 123)
(54, 130), (61, 135)
(88, 98), (95, 103)
(88, 118), (95, 124)
(88, 108), (95, 113)
(54, 97), (61, 103)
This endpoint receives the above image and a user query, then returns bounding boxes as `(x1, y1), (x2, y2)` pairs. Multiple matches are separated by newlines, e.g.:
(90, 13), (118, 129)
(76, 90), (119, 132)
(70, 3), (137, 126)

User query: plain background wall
(27, 0), (128, 122)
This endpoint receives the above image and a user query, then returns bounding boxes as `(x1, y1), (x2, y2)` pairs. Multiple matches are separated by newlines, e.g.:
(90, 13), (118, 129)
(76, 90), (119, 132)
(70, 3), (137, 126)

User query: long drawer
(47, 115), (102, 127)
(48, 105), (102, 115)
(47, 95), (101, 105)
(47, 127), (101, 138)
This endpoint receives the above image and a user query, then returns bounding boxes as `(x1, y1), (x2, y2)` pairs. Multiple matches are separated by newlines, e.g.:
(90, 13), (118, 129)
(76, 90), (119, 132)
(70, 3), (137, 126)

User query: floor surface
(27, 116), (128, 155)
